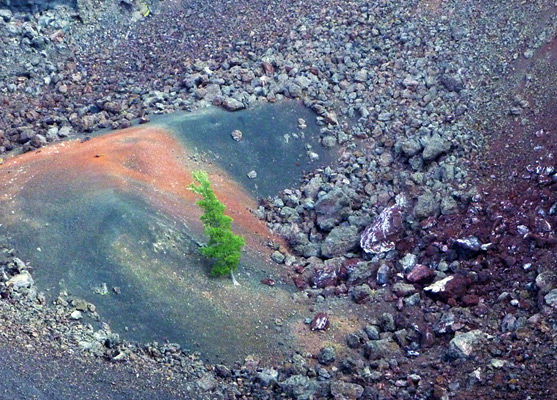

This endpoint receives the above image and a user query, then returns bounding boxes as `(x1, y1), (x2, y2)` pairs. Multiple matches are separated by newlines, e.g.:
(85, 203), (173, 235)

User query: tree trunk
(230, 269), (240, 286)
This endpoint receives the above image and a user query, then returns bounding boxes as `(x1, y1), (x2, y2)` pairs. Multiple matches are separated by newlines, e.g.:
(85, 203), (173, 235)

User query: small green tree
(188, 170), (245, 285)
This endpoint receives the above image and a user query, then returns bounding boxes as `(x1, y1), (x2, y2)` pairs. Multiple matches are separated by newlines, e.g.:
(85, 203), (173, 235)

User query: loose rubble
(0, 0), (556, 398)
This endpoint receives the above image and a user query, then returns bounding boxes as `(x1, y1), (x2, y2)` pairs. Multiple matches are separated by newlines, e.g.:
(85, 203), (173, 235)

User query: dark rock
(360, 204), (403, 254)
(321, 225), (360, 258)
(364, 325), (380, 340)
(424, 275), (471, 302)
(346, 333), (364, 349)
(350, 284), (373, 304)
(376, 264), (390, 285)
(279, 375), (317, 400)
(413, 191), (439, 218)
(256, 368), (278, 386)
(392, 282), (416, 297)
(222, 97), (245, 111)
(421, 134), (451, 161)
(453, 236), (482, 258)
(447, 330), (484, 359)
(330, 380), (364, 399)
(215, 364), (231, 378)
(312, 265), (338, 288)
(379, 313), (396, 332)
(315, 188), (353, 231)
(261, 278), (275, 286)
(317, 346), (336, 365)
(363, 338), (400, 360)
(440, 74), (465, 92)
(310, 312), (330, 331)
(406, 264), (435, 284)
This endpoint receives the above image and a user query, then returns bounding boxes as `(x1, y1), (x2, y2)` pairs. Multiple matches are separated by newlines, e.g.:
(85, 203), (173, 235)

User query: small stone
(310, 312), (330, 331)
(330, 380), (364, 399)
(222, 97), (245, 111)
(544, 289), (557, 307)
(376, 264), (390, 285)
(424, 275), (471, 302)
(447, 330), (484, 359)
(6, 271), (33, 289)
(380, 312), (396, 332)
(271, 251), (285, 264)
(256, 368), (278, 386)
(350, 284), (373, 304)
(392, 282), (416, 297)
(363, 338), (400, 360)
(406, 264), (435, 284)
(231, 129), (243, 141)
(399, 253), (417, 273)
(70, 310), (83, 320)
(247, 170), (257, 179)
(364, 325), (380, 340)
(421, 134), (451, 161)
(317, 346), (336, 365)
(196, 374), (217, 391)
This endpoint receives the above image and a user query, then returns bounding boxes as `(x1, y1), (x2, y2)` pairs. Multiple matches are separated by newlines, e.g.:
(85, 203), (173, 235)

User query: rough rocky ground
(0, 0), (556, 399)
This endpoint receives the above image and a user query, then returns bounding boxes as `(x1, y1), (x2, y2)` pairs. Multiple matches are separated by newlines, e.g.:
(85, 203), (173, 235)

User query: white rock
(6, 271), (33, 289)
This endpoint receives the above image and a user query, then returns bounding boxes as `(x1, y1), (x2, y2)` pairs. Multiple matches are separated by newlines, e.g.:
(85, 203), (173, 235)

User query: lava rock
(424, 275), (471, 302)
(406, 264), (436, 284)
(317, 346), (336, 365)
(413, 191), (439, 218)
(312, 265), (338, 288)
(544, 289), (557, 308)
(447, 330), (484, 359)
(440, 74), (465, 92)
(256, 368), (279, 387)
(315, 188), (353, 231)
(321, 225), (360, 258)
(392, 282), (416, 297)
(376, 264), (390, 285)
(222, 97), (245, 111)
(310, 312), (330, 331)
(6, 271), (33, 290)
(364, 325), (380, 340)
(360, 204), (403, 254)
(363, 338), (400, 360)
(330, 380), (364, 399)
(279, 375), (317, 400)
(421, 134), (451, 161)
(350, 284), (374, 304)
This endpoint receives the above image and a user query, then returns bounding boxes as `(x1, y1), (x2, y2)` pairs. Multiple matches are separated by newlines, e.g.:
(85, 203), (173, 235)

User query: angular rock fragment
(360, 204), (403, 254)
(447, 330), (484, 359)
(406, 264), (435, 284)
(424, 275), (470, 302)
(310, 312), (330, 331)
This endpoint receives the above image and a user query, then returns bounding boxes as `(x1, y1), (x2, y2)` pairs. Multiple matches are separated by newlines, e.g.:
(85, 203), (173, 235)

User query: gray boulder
(315, 188), (353, 231)
(279, 375), (317, 400)
(321, 225), (360, 258)
(421, 134), (451, 161)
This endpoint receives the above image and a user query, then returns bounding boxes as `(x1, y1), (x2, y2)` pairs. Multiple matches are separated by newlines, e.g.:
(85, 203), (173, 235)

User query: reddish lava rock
(310, 312), (330, 331)
(260, 278), (275, 286)
(423, 274), (471, 302)
(406, 264), (435, 284)
(311, 265), (338, 288)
